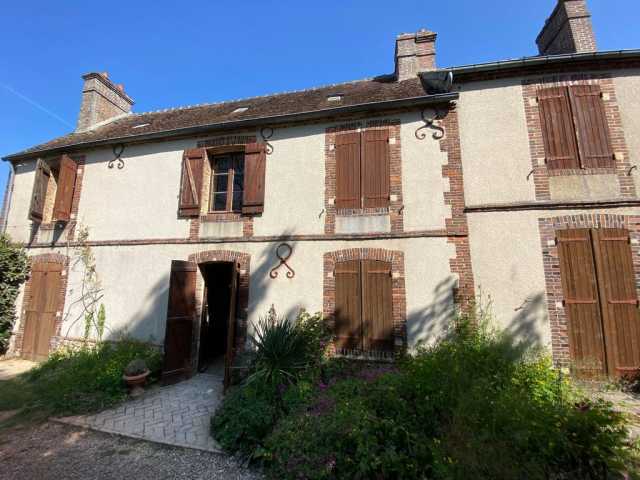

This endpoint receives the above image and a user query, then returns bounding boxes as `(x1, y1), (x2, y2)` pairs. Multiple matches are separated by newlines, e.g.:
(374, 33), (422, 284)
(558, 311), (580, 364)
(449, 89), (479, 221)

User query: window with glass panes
(209, 153), (244, 212)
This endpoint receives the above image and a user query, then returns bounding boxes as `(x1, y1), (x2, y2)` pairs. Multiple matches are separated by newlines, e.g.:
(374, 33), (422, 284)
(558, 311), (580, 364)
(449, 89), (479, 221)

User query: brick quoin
(538, 214), (640, 369)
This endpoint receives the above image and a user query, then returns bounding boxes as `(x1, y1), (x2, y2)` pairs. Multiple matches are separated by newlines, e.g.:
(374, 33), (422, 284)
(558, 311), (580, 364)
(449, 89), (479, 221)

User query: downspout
(1, 162), (15, 235)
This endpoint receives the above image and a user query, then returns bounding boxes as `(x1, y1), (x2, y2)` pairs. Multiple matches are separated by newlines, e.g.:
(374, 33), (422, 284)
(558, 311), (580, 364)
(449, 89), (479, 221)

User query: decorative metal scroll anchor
(415, 107), (445, 140)
(270, 243), (295, 279)
(260, 127), (274, 155)
(108, 143), (126, 169)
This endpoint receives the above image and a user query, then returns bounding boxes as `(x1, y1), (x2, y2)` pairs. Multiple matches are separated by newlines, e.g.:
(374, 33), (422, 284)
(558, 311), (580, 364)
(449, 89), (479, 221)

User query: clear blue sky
(1, 0), (639, 201)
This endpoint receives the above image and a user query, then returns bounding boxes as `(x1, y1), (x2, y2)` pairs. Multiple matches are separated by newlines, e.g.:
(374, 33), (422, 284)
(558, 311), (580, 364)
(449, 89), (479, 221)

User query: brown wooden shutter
(557, 229), (606, 377)
(52, 155), (78, 222)
(335, 133), (361, 209)
(162, 260), (197, 383)
(361, 130), (390, 208)
(29, 159), (49, 222)
(361, 260), (393, 352)
(178, 149), (206, 217)
(334, 260), (362, 351)
(592, 229), (640, 377)
(538, 87), (580, 170)
(242, 143), (267, 214)
(569, 85), (614, 169)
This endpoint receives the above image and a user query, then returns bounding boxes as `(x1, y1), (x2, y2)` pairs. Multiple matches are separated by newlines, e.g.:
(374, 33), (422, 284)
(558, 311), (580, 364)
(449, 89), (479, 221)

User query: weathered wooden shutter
(242, 143), (267, 214)
(557, 229), (606, 377)
(538, 87), (580, 170)
(569, 85), (614, 169)
(178, 149), (206, 217)
(52, 155), (78, 222)
(592, 228), (640, 377)
(334, 260), (362, 351)
(162, 260), (197, 383)
(361, 130), (390, 208)
(361, 260), (393, 353)
(335, 133), (361, 209)
(29, 159), (49, 222)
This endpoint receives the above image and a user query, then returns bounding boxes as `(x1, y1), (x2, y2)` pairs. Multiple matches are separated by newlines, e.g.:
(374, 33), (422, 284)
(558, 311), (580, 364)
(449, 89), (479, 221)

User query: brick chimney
(395, 29), (437, 82)
(536, 0), (597, 55)
(77, 72), (134, 132)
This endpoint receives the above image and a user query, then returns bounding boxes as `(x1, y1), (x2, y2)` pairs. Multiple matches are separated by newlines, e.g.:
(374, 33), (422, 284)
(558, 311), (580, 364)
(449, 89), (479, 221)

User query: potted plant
(123, 359), (150, 396)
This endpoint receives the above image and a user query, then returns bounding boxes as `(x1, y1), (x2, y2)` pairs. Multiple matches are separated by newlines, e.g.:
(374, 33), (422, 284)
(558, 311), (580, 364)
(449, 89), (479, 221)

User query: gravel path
(0, 422), (262, 480)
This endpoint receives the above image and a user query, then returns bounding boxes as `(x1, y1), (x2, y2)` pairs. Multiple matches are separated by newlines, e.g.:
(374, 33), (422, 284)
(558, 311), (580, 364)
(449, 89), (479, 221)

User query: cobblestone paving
(56, 373), (224, 452)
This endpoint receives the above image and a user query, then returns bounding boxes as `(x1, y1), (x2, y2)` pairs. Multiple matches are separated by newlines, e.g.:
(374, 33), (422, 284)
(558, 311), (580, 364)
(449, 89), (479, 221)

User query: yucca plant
(248, 313), (309, 389)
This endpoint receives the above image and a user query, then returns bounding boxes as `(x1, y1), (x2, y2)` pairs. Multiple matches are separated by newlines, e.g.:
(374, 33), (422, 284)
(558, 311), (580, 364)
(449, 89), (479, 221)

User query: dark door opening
(198, 262), (238, 380)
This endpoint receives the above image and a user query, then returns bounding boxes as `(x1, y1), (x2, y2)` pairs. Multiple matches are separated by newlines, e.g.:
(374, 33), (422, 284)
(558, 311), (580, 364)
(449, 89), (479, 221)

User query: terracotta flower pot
(123, 369), (150, 396)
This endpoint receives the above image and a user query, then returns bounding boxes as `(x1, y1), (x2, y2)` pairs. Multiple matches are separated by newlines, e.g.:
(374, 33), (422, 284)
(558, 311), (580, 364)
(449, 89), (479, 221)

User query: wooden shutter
(178, 149), (205, 217)
(334, 260), (362, 351)
(29, 159), (49, 222)
(242, 143), (267, 214)
(592, 229), (640, 377)
(162, 260), (197, 383)
(361, 130), (390, 208)
(335, 133), (361, 209)
(569, 85), (614, 169)
(557, 229), (607, 377)
(361, 260), (393, 352)
(52, 155), (78, 222)
(538, 87), (581, 170)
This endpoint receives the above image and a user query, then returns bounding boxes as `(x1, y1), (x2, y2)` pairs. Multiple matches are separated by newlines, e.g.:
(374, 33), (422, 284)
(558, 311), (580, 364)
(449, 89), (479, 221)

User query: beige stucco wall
(614, 69), (640, 182)
(458, 78), (536, 207)
(4, 160), (37, 243)
(15, 237), (456, 350)
(468, 206), (640, 350)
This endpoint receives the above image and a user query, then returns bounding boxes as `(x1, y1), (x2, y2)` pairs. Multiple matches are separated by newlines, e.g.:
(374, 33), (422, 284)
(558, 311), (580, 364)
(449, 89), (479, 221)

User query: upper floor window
(210, 153), (244, 213)
(335, 130), (390, 210)
(538, 85), (614, 171)
(29, 155), (78, 223)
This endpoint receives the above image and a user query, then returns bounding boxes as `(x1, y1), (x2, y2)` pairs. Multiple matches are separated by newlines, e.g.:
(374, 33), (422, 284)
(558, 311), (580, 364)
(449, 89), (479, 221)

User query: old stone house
(2, 0), (639, 382)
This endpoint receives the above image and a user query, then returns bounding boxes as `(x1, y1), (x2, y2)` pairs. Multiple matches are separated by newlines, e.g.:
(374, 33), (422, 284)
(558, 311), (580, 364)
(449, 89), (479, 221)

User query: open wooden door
(223, 263), (239, 391)
(162, 260), (197, 384)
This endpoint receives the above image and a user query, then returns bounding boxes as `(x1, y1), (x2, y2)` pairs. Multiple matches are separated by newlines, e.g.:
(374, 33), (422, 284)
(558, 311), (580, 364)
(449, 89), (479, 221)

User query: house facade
(2, 0), (639, 380)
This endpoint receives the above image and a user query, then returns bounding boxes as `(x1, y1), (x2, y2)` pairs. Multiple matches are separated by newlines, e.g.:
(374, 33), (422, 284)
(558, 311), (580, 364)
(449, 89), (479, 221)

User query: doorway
(198, 262), (239, 385)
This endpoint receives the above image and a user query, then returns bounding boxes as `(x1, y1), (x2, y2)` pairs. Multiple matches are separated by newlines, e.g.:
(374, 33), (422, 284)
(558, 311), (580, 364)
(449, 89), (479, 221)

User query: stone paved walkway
(0, 358), (37, 380)
(56, 373), (224, 452)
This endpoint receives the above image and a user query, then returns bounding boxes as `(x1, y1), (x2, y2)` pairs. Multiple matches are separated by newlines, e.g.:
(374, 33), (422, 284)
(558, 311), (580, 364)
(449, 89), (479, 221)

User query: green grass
(0, 340), (161, 428)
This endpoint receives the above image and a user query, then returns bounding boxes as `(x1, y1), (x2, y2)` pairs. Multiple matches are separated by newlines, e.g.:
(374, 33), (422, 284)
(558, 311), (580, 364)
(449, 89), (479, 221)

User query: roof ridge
(132, 76), (381, 116)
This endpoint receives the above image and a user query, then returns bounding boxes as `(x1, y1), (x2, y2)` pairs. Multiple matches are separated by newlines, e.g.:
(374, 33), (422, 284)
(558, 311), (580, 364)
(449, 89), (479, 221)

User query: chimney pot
(536, 0), (596, 55)
(77, 72), (133, 132)
(394, 29), (437, 82)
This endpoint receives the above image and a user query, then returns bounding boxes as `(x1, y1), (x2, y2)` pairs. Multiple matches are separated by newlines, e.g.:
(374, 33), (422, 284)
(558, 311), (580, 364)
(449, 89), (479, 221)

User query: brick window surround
(31, 154), (86, 245)
(523, 74), (637, 200)
(323, 248), (407, 357)
(187, 249), (251, 370)
(191, 135), (258, 240)
(13, 253), (69, 357)
(538, 214), (640, 369)
(324, 119), (403, 234)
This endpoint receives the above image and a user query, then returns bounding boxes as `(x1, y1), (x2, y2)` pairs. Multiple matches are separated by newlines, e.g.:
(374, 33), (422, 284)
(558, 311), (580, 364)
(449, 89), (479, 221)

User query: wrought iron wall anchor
(109, 143), (126, 169)
(270, 243), (295, 279)
(628, 165), (638, 176)
(260, 127), (274, 155)
(415, 108), (445, 140)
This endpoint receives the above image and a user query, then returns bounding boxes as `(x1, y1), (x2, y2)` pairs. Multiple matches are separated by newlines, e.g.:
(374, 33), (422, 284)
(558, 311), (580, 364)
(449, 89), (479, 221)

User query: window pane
(233, 172), (244, 191)
(212, 192), (228, 211)
(214, 173), (228, 193)
(232, 155), (244, 173)
(232, 191), (243, 212)
(214, 156), (230, 171)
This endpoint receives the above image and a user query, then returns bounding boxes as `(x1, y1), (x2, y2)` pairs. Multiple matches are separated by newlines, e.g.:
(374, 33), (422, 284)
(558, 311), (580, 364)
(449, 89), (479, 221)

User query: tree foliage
(0, 234), (29, 354)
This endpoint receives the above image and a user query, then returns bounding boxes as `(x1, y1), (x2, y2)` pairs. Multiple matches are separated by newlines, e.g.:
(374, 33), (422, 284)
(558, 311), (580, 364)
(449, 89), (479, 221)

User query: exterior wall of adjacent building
(4, 110), (462, 356)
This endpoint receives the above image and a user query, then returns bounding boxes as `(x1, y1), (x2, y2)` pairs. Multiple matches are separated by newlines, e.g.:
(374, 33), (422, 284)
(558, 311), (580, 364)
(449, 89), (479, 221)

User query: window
(335, 130), (390, 209)
(209, 153), (244, 213)
(29, 155), (78, 223)
(538, 85), (614, 170)
(334, 259), (393, 353)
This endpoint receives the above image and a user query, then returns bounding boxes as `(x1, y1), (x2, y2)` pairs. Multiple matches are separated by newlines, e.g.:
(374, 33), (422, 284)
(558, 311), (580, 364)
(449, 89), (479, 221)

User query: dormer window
(327, 94), (344, 102)
(232, 107), (249, 114)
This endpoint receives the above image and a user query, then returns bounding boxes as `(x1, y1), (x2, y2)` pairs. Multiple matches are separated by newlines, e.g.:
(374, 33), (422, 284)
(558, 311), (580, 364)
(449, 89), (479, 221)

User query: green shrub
(262, 317), (638, 480)
(0, 339), (161, 419)
(0, 234), (29, 354)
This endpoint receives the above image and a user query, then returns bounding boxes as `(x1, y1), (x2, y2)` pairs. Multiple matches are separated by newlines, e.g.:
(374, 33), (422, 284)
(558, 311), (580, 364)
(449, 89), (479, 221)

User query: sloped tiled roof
(5, 76), (441, 160)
